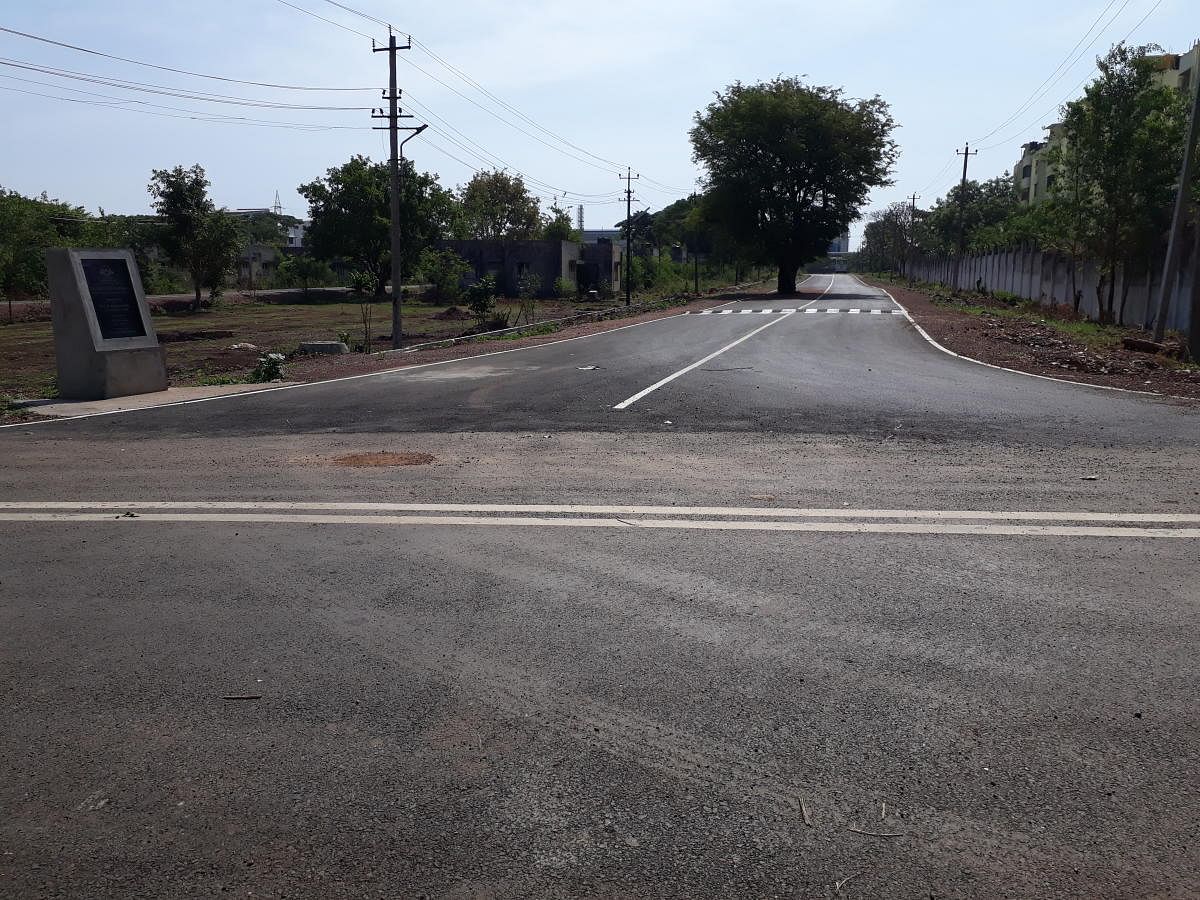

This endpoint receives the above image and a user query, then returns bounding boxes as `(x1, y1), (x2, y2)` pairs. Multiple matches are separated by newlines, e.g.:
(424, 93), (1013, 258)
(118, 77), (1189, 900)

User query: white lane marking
(849, 309), (861, 315)
(3, 501), (1197, 524)
(739, 309), (753, 314)
(825, 309), (840, 314)
(0, 279), (797, 433)
(0, 511), (1195, 539)
(870, 309), (883, 315)
(852, 275), (1186, 399)
(719, 309), (734, 315)
(805, 309), (819, 314)
(612, 312), (799, 410)
(760, 309), (774, 314)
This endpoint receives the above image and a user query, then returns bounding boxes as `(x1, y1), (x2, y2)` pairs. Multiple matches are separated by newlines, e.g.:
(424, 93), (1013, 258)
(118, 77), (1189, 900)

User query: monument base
(58, 345), (169, 401)
(45, 248), (171, 402)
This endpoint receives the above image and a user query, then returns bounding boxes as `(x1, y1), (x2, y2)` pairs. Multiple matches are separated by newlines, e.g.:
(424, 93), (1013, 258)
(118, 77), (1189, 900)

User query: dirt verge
(866, 276), (1200, 401)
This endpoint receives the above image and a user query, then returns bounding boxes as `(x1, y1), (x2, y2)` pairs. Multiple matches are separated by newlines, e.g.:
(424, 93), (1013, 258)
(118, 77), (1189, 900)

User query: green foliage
(348, 269), (379, 297)
(148, 164), (244, 310)
(298, 154), (455, 294)
(690, 76), (898, 290)
(250, 352), (285, 382)
(914, 176), (1021, 255)
(418, 247), (470, 301)
(455, 170), (541, 240)
(553, 276), (576, 299)
(540, 205), (578, 241)
(465, 274), (499, 323)
(517, 270), (541, 299)
(276, 255), (333, 295)
(1055, 42), (1187, 322)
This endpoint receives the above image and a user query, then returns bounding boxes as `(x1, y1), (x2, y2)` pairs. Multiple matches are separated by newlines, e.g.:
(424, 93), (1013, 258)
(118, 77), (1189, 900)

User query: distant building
(581, 229), (623, 244)
(1014, 40), (1199, 206)
(827, 231), (851, 255)
(1151, 40), (1199, 93)
(286, 221), (309, 249)
(440, 239), (623, 297)
(1014, 123), (1065, 205)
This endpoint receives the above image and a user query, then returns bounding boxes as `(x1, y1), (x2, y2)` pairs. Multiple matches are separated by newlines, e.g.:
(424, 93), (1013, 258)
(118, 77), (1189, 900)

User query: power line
(0, 83), (369, 130)
(0, 24), (374, 90)
(272, 0), (375, 40)
(974, 0), (1166, 153)
(973, 0), (1136, 143)
(318, 0), (394, 30)
(0, 57), (371, 110)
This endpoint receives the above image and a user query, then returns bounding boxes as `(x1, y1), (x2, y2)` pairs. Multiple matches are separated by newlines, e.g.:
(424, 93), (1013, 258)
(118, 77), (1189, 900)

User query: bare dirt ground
(868, 276), (1200, 400)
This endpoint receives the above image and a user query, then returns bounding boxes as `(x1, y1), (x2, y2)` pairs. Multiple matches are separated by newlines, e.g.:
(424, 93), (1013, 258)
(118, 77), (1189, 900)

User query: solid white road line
(612, 311), (799, 410)
(0, 511), (1195, 539)
(2, 501), (1197, 524)
(850, 275), (1181, 398)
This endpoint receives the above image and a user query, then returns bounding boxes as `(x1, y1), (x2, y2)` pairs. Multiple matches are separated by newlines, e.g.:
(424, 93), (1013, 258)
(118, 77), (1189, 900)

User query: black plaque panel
(81, 258), (146, 340)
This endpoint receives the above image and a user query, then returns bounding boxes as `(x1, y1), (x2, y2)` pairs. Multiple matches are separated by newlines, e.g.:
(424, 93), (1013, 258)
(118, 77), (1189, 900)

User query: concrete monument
(45, 249), (168, 400)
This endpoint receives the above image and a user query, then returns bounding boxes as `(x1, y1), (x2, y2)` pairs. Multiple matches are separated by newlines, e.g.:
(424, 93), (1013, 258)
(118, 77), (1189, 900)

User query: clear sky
(1, 0), (1195, 248)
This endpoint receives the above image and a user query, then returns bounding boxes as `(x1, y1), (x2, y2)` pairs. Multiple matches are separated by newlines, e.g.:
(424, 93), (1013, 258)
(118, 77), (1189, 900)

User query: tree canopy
(455, 170), (542, 241)
(148, 164), (243, 310)
(690, 77), (897, 292)
(298, 154), (455, 293)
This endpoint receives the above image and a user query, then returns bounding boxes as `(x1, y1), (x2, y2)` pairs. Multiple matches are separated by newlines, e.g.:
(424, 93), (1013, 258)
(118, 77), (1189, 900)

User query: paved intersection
(1, 274), (1198, 898)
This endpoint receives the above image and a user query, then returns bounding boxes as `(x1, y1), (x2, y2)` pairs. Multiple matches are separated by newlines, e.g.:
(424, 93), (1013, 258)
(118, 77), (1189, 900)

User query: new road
(2, 275), (1198, 898)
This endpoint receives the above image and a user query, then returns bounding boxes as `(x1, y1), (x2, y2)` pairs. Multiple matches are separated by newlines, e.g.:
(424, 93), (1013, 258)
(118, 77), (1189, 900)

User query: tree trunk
(1105, 267), (1117, 324)
(776, 261), (799, 295)
(1070, 258), (1080, 315)
(1118, 265), (1132, 326)
(192, 281), (203, 313)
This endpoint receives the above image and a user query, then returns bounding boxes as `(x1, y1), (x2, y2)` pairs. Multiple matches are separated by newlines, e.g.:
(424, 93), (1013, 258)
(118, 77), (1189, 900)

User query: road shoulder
(865, 276), (1200, 401)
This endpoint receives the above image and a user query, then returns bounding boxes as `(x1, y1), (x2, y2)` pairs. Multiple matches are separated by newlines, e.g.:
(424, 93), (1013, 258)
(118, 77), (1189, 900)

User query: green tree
(1057, 43), (1188, 322)
(540, 204), (578, 241)
(148, 164), (243, 310)
(299, 155), (454, 296)
(276, 254), (333, 298)
(914, 176), (1021, 255)
(690, 77), (897, 293)
(418, 247), (470, 301)
(456, 170), (541, 240)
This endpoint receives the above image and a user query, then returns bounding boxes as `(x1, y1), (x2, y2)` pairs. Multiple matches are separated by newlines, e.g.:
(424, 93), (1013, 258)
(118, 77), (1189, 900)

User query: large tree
(298, 154), (454, 294)
(915, 176), (1021, 254)
(1057, 43), (1188, 323)
(148, 164), (243, 310)
(690, 77), (897, 292)
(455, 170), (541, 241)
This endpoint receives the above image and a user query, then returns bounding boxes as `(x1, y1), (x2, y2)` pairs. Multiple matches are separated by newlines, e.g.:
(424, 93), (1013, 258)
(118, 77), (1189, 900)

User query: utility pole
(620, 167), (639, 305)
(372, 30), (424, 350)
(954, 143), (978, 288)
(906, 192), (920, 277)
(1153, 77), (1200, 344)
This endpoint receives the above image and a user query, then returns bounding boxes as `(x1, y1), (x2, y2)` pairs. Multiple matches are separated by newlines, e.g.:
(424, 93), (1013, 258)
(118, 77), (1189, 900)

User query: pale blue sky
(1, 0), (1194, 247)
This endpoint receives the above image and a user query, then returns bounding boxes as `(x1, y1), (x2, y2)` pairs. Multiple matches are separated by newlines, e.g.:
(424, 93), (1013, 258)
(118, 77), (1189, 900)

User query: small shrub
(336, 329), (351, 346)
(554, 277), (575, 299)
(419, 248), (470, 302)
(251, 352), (285, 382)
(466, 274), (498, 323)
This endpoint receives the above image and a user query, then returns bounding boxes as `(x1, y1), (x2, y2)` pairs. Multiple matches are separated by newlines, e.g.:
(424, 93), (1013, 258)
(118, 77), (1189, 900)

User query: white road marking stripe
(891, 310), (904, 315)
(719, 309), (734, 314)
(805, 309), (818, 314)
(0, 511), (1195, 539)
(613, 311), (799, 410)
(849, 309), (861, 314)
(870, 309), (883, 315)
(1, 502), (1197, 524)
(825, 309), (840, 314)
(739, 309), (753, 314)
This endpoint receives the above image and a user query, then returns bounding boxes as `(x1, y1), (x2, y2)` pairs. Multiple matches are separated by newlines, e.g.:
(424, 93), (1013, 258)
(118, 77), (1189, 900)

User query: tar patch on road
(330, 451), (436, 467)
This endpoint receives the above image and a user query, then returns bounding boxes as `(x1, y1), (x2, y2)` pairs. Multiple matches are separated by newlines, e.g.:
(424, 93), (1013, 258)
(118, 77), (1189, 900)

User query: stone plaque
(81, 257), (147, 340)
(45, 248), (168, 400)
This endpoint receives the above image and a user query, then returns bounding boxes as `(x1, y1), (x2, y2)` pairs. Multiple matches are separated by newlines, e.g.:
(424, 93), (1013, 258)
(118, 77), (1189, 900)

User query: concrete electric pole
(620, 167), (639, 306)
(372, 31), (425, 350)
(955, 143), (977, 288)
(1152, 77), (1200, 345)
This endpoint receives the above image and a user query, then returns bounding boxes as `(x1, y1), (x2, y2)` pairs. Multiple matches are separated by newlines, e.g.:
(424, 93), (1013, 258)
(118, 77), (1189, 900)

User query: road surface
(1, 275), (1198, 898)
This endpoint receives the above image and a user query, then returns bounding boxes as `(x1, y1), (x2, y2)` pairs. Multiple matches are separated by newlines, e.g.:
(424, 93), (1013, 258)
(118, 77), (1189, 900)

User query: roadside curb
(861, 276), (1195, 402)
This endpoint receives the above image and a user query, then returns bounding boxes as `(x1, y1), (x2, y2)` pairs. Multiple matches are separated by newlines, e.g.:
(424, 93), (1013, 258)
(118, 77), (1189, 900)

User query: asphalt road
(2, 274), (1198, 898)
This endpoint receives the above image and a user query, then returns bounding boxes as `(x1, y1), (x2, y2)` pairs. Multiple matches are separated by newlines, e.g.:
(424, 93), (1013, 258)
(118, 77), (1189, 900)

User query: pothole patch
(331, 451), (436, 467)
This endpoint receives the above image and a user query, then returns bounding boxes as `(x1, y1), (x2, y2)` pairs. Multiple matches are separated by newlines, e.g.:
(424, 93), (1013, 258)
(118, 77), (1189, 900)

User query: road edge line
(0, 302), (750, 431)
(858, 275), (1190, 401)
